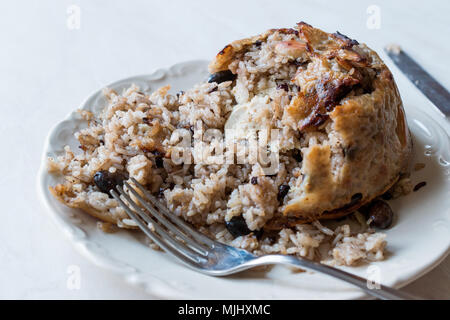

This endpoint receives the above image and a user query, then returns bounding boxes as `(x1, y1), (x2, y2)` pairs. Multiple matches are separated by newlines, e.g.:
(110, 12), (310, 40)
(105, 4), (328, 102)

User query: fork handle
(249, 255), (418, 300)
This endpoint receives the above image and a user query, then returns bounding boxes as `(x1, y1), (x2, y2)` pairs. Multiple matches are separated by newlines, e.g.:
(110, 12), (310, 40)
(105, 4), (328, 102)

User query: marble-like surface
(0, 0), (448, 299)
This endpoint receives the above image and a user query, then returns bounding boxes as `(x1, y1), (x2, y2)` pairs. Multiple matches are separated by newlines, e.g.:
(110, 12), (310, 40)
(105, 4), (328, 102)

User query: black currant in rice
(366, 199), (394, 229)
(292, 149), (303, 162)
(277, 184), (290, 202)
(207, 70), (237, 84)
(155, 157), (164, 168)
(93, 170), (127, 195)
(225, 216), (252, 238)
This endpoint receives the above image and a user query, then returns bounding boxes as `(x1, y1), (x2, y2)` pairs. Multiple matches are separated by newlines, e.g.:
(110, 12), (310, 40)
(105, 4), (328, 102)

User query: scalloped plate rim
(37, 60), (450, 299)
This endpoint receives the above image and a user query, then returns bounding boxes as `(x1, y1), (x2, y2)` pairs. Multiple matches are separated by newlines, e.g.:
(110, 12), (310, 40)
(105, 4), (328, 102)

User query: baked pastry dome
(209, 22), (412, 228)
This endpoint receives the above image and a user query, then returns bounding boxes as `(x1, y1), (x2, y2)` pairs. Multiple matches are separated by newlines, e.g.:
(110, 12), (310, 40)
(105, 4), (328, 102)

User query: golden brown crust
(208, 28), (301, 73)
(265, 175), (400, 230)
(278, 76), (411, 223)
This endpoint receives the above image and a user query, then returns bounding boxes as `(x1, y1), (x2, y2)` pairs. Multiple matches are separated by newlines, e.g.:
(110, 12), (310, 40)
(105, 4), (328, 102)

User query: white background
(1, 0), (449, 299)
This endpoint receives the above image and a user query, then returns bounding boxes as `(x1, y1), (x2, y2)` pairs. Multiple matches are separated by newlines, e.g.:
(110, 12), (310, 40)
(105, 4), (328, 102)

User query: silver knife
(384, 45), (450, 117)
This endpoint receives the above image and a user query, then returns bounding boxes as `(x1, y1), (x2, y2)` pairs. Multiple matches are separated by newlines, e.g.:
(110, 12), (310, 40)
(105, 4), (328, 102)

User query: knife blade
(384, 45), (450, 117)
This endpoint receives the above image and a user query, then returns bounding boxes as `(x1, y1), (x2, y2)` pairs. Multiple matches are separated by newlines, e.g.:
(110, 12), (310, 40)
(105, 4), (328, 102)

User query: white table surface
(1, 0), (449, 299)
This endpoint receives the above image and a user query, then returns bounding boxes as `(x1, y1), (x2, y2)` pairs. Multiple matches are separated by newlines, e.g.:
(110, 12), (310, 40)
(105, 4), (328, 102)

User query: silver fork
(111, 178), (418, 300)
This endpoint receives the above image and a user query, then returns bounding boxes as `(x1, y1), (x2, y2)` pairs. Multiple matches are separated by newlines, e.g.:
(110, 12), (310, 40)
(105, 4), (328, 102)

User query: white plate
(37, 60), (450, 299)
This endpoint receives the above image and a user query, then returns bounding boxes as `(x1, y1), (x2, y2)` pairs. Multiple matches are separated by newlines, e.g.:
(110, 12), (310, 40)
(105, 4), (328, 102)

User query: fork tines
(110, 178), (214, 265)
